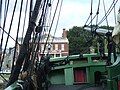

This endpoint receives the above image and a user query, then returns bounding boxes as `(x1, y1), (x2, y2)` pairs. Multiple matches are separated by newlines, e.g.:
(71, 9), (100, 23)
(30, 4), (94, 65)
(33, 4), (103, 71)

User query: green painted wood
(88, 56), (92, 63)
(5, 80), (24, 90)
(88, 66), (106, 83)
(48, 69), (65, 84)
(107, 55), (120, 78)
(107, 55), (120, 90)
(49, 53), (106, 85)
(50, 53), (99, 62)
(86, 67), (90, 83)
(107, 79), (118, 90)
(64, 68), (74, 85)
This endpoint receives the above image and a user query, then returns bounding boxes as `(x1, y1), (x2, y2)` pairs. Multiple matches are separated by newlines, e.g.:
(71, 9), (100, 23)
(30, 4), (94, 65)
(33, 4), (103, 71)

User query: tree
(67, 25), (114, 55)
(100, 25), (114, 30)
(67, 26), (95, 55)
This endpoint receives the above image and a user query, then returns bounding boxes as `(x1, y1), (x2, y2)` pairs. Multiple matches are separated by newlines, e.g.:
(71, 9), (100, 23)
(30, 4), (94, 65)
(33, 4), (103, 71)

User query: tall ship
(0, 0), (120, 90)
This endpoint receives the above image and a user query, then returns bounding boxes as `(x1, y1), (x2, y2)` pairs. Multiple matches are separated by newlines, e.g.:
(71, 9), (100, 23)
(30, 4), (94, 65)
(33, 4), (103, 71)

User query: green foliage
(100, 25), (114, 30)
(67, 25), (114, 55)
(67, 26), (94, 55)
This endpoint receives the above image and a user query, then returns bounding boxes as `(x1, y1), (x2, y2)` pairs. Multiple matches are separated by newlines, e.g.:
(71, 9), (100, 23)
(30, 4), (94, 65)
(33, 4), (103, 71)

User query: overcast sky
(0, 0), (120, 48)
(52, 0), (120, 36)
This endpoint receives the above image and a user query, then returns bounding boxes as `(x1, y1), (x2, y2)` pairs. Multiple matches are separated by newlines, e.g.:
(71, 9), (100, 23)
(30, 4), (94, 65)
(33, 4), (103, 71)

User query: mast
(0, 0), (2, 61)
(0, 0), (2, 26)
(7, 0), (42, 86)
(0, 0), (2, 36)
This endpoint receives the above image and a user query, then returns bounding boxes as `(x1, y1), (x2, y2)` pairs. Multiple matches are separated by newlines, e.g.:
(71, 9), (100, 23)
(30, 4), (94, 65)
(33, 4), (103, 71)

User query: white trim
(61, 44), (64, 51)
(61, 52), (69, 53)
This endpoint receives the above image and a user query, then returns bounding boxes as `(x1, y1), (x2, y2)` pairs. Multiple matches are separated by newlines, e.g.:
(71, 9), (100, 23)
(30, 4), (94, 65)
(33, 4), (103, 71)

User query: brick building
(39, 29), (69, 57)
(18, 29), (69, 58)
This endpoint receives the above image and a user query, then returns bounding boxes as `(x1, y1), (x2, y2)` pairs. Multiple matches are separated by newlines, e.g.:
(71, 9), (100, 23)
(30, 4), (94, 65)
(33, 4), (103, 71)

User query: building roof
(18, 34), (69, 44)
(40, 34), (69, 43)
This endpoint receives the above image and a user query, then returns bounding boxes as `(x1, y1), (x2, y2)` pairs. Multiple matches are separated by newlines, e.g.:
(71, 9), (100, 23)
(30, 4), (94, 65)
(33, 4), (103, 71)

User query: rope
(103, 0), (109, 29)
(23, 0), (46, 69)
(84, 0), (118, 26)
(82, 0), (99, 52)
(84, 15), (90, 27)
(21, 0), (29, 44)
(96, 0), (100, 25)
(98, 0), (115, 25)
(29, 0), (48, 75)
(42, 0), (60, 54)
(0, 0), (18, 71)
(7, 0), (43, 86)
(0, 0), (2, 26)
(11, 0), (24, 73)
(51, 0), (63, 43)
(84, 0), (100, 26)
(90, 0), (93, 31)
(83, 0), (118, 46)
(98, 0), (118, 25)
(30, 0), (52, 64)
(94, 0), (100, 33)
(44, 0), (53, 35)
(0, 26), (20, 45)
(87, 14), (97, 26)
(4, 0), (7, 20)
(0, 0), (10, 48)
(113, 3), (116, 24)
(29, 0), (33, 22)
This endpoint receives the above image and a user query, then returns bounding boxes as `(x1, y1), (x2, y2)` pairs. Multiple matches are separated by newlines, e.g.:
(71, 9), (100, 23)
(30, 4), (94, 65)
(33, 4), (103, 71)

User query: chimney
(62, 29), (67, 38)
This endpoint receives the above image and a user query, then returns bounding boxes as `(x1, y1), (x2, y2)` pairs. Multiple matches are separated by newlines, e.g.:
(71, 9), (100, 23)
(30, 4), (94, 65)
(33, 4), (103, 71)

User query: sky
(0, 0), (120, 48)
(52, 0), (120, 36)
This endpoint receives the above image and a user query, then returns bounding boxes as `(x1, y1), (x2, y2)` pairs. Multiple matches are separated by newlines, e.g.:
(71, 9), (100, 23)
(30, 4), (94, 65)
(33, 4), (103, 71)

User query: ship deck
(48, 84), (107, 90)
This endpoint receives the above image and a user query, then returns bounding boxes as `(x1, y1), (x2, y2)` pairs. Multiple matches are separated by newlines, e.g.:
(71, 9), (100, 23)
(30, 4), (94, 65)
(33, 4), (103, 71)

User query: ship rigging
(0, 0), (120, 90)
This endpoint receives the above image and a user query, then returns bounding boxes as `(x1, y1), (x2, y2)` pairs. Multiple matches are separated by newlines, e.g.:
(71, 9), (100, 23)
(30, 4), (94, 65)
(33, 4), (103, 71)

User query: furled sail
(112, 9), (120, 44)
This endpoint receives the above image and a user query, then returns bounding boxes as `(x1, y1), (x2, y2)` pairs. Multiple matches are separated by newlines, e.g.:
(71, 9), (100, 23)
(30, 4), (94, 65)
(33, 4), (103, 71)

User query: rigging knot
(90, 12), (93, 15)
(96, 11), (99, 14)
(35, 26), (42, 33)
(48, 3), (51, 7)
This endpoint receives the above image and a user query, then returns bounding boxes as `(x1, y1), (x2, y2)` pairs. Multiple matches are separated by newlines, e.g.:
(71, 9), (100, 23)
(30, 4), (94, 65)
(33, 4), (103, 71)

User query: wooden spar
(0, 0), (2, 26)
(7, 0), (42, 86)
(0, 0), (2, 60)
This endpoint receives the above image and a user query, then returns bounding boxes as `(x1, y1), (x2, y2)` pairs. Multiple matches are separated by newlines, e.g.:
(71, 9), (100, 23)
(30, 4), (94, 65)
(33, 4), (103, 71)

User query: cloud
(1, 0), (120, 48)
(0, 0), (30, 48)
(53, 0), (120, 36)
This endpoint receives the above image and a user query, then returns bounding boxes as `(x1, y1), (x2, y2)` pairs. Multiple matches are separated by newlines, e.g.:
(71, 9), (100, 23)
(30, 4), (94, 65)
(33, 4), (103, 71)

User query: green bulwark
(49, 53), (106, 85)
(107, 55), (120, 90)
(5, 53), (120, 90)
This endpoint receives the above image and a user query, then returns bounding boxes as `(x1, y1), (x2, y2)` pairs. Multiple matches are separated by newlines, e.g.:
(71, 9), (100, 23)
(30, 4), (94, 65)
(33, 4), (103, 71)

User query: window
(50, 54), (54, 58)
(56, 54), (60, 57)
(55, 44), (58, 50)
(41, 44), (44, 51)
(61, 44), (64, 51)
